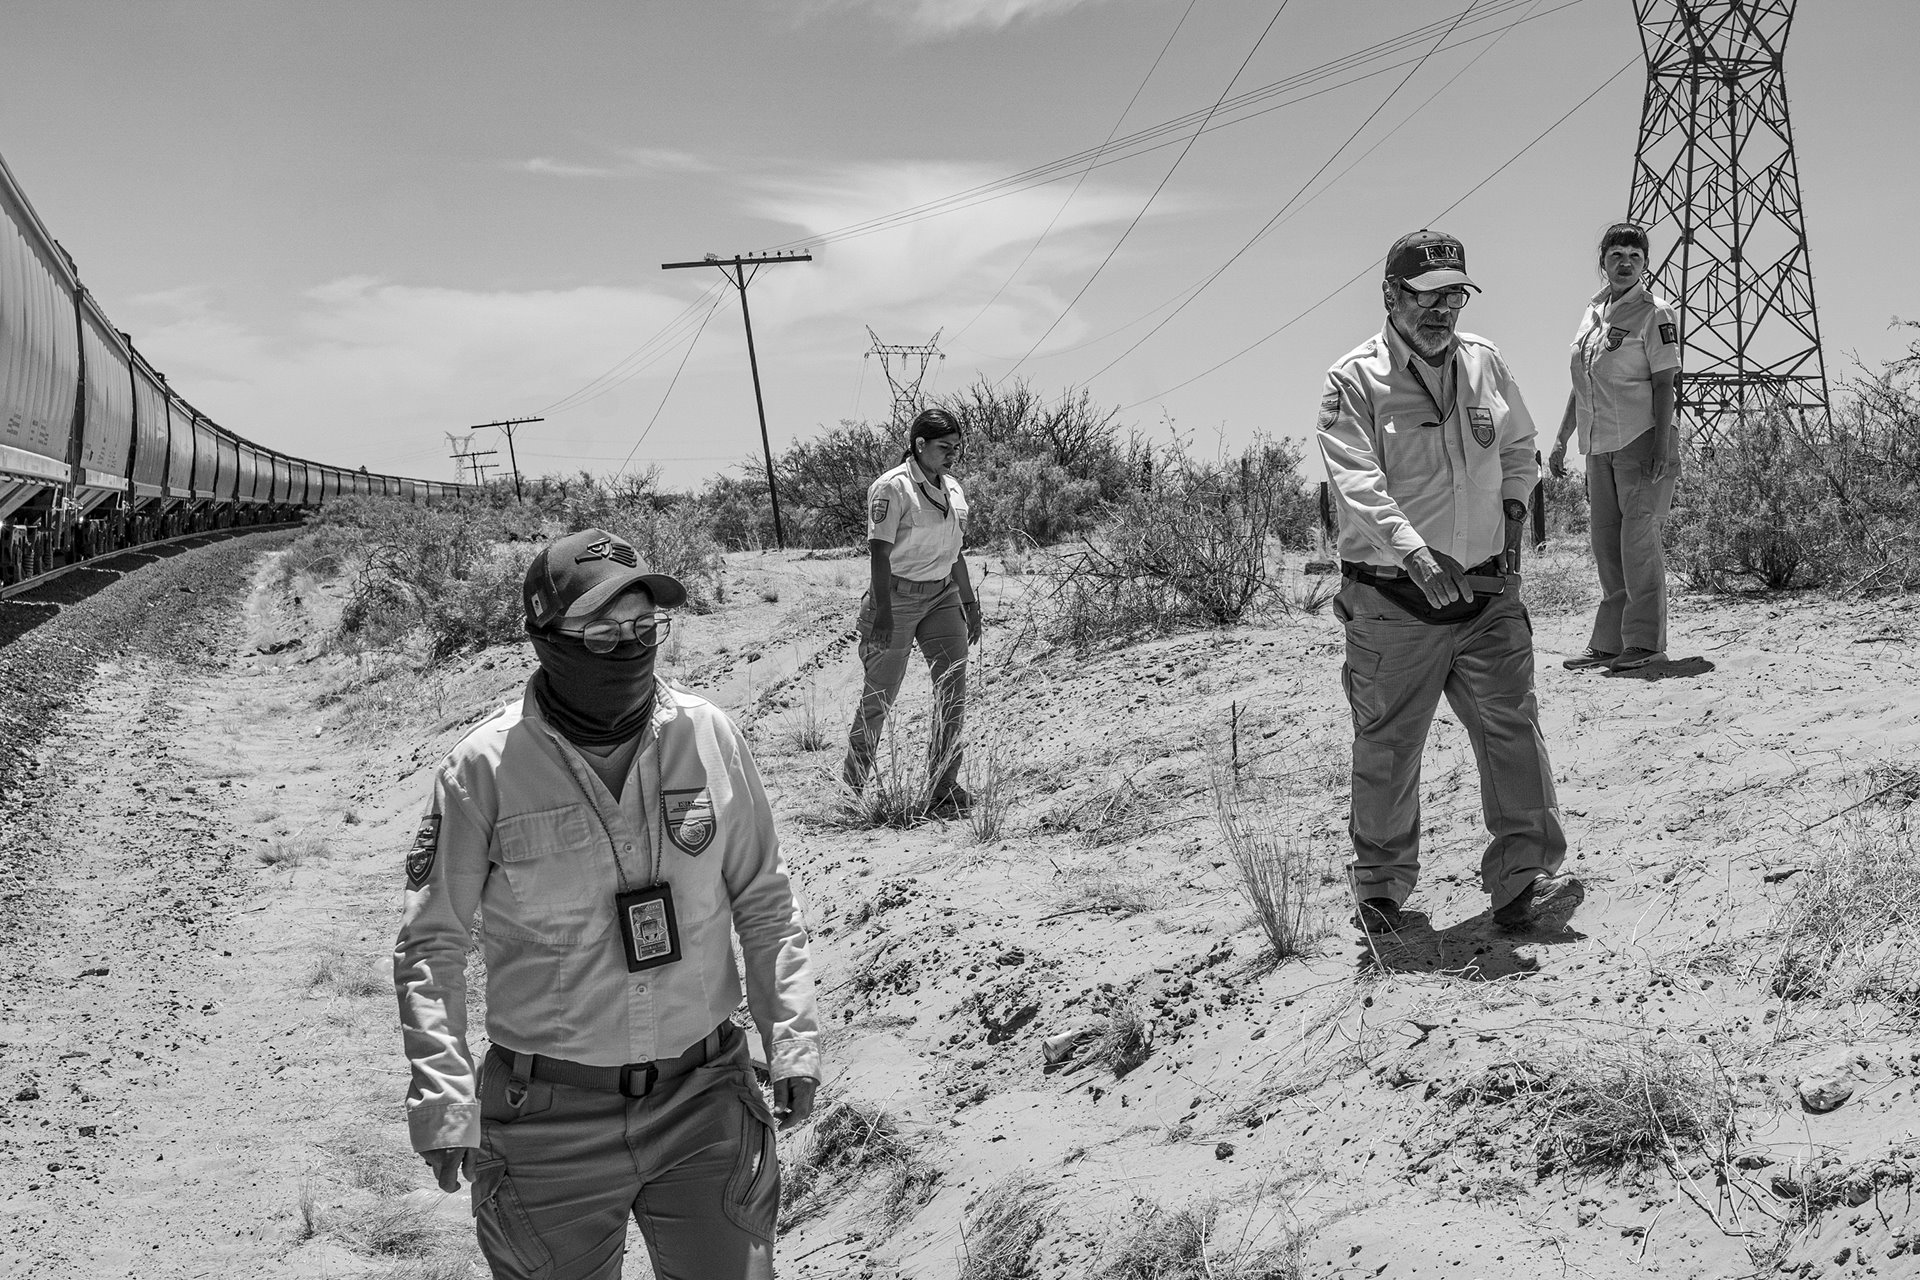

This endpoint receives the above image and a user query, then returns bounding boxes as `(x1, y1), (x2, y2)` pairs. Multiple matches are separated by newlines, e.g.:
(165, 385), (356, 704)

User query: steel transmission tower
(864, 327), (945, 424)
(1627, 0), (1829, 443)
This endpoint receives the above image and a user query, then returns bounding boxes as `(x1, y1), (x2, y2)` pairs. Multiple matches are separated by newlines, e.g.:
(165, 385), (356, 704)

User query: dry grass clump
(1518, 542), (1598, 616)
(1087, 1000), (1154, 1078)
(308, 947), (388, 998)
(1456, 1037), (1735, 1175)
(1102, 1200), (1301, 1280)
(959, 1173), (1053, 1280)
(1771, 826), (1920, 1012)
(1213, 772), (1322, 964)
(259, 832), (333, 867)
(780, 1099), (937, 1234)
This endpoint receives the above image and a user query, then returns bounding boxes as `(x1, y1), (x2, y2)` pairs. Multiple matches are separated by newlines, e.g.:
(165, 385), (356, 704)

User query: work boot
(1562, 647), (1617, 671)
(1608, 647), (1666, 671)
(925, 785), (972, 819)
(1493, 874), (1585, 932)
(1352, 898), (1405, 935)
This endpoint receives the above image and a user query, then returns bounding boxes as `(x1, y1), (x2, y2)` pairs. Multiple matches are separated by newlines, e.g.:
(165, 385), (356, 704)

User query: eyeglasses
(1398, 283), (1471, 309)
(558, 615), (673, 654)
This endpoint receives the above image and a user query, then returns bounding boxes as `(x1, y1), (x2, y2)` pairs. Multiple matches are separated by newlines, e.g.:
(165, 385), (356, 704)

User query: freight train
(0, 149), (458, 589)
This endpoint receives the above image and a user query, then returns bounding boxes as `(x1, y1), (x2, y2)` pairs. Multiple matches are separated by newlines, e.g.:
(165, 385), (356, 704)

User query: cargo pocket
(1341, 637), (1383, 731)
(471, 1157), (554, 1280)
(721, 1086), (779, 1242)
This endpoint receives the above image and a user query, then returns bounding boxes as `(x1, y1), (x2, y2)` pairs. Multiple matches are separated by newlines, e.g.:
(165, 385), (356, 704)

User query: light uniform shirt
(866, 458), (968, 583)
(1319, 324), (1540, 569)
(394, 679), (820, 1153)
(1569, 281), (1682, 455)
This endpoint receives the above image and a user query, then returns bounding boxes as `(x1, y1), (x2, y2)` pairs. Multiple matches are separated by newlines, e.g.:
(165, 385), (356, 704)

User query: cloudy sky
(3, 0), (1915, 489)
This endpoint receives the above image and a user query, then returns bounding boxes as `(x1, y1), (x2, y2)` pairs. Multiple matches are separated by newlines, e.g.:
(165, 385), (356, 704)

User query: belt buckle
(620, 1061), (659, 1098)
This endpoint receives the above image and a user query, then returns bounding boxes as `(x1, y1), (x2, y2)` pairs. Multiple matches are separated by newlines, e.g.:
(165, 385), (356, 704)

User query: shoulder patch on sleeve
(1659, 322), (1677, 346)
(870, 497), (889, 524)
(1318, 390), (1342, 429)
(406, 815), (441, 889)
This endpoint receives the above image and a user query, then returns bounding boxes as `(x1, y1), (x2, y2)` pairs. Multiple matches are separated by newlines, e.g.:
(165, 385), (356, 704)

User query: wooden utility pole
(661, 251), (812, 550)
(469, 417), (543, 501)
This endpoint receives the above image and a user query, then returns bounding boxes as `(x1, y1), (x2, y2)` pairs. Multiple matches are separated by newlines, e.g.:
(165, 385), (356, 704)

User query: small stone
(13, 1087), (39, 1102)
(1799, 1067), (1857, 1113)
(1215, 1142), (1235, 1160)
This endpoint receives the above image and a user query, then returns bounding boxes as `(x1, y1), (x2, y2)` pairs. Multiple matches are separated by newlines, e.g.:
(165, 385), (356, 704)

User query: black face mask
(528, 631), (657, 748)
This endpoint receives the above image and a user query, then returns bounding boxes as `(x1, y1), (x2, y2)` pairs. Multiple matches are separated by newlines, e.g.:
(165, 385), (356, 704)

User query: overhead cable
(1121, 55), (1640, 410)
(614, 289), (729, 478)
(997, 0), (1298, 384)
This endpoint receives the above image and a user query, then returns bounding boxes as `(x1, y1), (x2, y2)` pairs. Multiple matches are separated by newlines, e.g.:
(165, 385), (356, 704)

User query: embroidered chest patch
(1604, 325), (1630, 352)
(662, 788), (716, 855)
(1468, 407), (1496, 448)
(406, 814), (441, 889)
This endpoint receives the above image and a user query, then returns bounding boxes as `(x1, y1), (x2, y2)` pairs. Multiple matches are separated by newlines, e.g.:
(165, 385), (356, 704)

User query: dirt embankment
(3, 541), (1919, 1280)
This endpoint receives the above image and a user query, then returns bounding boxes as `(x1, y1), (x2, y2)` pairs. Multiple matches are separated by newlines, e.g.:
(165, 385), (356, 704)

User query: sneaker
(1562, 647), (1618, 671)
(1352, 897), (1405, 935)
(925, 786), (973, 819)
(1608, 647), (1666, 671)
(1493, 874), (1585, 932)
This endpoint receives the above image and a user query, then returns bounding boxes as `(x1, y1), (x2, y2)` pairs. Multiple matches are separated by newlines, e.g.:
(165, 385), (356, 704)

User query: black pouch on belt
(1346, 558), (1503, 626)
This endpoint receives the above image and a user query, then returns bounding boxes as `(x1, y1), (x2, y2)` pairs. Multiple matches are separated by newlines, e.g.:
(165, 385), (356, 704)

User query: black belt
(1341, 555), (1500, 585)
(489, 1021), (731, 1098)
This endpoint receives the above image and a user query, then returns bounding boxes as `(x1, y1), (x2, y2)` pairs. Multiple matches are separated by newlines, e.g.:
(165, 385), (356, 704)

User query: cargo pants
(471, 1022), (779, 1280)
(1587, 428), (1679, 654)
(1336, 579), (1566, 911)
(842, 576), (969, 798)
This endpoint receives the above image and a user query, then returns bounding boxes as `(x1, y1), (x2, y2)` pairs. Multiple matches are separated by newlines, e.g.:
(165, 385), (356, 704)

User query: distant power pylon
(445, 432), (496, 486)
(1627, 0), (1830, 443)
(864, 327), (945, 425)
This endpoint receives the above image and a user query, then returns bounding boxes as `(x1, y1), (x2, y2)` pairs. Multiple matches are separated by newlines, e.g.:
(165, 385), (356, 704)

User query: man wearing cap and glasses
(394, 527), (820, 1280)
(1317, 230), (1579, 938)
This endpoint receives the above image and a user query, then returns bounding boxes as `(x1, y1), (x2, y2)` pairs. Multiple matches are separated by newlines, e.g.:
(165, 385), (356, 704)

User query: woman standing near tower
(1550, 223), (1684, 673)
(841, 408), (981, 816)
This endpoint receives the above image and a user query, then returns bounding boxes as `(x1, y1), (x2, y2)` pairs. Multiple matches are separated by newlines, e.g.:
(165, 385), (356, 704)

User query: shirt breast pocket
(491, 806), (612, 944)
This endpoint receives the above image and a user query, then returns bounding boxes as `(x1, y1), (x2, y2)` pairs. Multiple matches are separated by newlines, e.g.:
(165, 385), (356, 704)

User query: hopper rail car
(1, 149), (460, 592)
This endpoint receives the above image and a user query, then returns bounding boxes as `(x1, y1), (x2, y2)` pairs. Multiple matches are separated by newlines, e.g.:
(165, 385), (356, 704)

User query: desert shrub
(1456, 1037), (1735, 1175)
(1771, 824), (1920, 1011)
(1103, 1201), (1301, 1280)
(1087, 999), (1153, 1077)
(1670, 339), (1920, 592)
(959, 1174), (1052, 1280)
(1537, 465), (1590, 539)
(698, 379), (1138, 551)
(288, 474), (723, 663)
(1213, 773), (1322, 963)
(781, 1100), (937, 1234)
(1041, 437), (1315, 650)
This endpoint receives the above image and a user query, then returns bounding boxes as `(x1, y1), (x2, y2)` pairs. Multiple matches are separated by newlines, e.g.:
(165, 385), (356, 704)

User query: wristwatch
(1503, 499), (1528, 523)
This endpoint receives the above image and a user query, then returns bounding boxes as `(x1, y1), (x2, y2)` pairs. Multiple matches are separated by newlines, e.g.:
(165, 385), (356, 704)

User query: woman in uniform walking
(1549, 222), (1684, 673)
(841, 408), (982, 817)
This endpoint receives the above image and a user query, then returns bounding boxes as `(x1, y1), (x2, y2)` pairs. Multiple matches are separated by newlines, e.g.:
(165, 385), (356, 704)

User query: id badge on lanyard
(616, 883), (683, 972)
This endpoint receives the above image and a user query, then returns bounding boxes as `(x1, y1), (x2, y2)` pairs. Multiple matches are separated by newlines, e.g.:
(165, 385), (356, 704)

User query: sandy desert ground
(2, 531), (1917, 1279)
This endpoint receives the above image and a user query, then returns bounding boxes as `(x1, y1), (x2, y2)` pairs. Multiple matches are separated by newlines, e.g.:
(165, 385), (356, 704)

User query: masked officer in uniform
(841, 407), (981, 817)
(1317, 230), (1579, 935)
(395, 527), (820, 1280)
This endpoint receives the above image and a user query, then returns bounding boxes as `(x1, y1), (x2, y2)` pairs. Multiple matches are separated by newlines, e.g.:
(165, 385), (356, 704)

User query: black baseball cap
(523, 528), (686, 629)
(1384, 229), (1478, 291)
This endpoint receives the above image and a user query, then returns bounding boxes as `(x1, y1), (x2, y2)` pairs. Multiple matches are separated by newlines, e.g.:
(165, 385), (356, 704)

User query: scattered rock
(1214, 1142), (1235, 1160)
(1799, 1065), (1857, 1114)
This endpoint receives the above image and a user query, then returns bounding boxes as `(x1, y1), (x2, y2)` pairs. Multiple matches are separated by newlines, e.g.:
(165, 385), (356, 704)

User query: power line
(537, 280), (731, 416)
(1078, 0), (1490, 385)
(768, 0), (1590, 254)
(999, 0), (1298, 384)
(959, 0), (1544, 372)
(1121, 55), (1640, 410)
(614, 289), (729, 479)
(949, 0), (1200, 343)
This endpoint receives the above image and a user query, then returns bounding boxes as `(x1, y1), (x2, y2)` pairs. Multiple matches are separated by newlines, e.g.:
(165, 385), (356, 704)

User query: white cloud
(512, 147), (714, 179)
(739, 158), (1172, 360)
(814, 0), (1108, 34)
